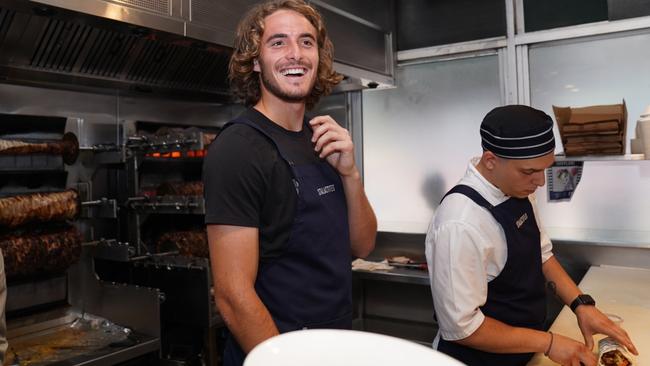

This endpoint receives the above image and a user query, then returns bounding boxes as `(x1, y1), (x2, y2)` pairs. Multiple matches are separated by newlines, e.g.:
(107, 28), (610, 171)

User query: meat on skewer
(0, 189), (79, 228)
(0, 225), (82, 279)
(0, 132), (79, 164)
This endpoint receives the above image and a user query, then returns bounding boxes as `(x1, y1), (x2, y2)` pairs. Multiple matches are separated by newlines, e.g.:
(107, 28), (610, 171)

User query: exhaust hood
(0, 0), (233, 101)
(0, 0), (394, 100)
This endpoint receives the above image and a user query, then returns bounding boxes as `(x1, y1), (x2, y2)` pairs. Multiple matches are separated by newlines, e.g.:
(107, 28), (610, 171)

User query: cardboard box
(552, 100), (627, 156)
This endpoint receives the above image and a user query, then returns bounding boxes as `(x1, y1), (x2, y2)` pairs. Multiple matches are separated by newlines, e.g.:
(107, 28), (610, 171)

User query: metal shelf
(554, 153), (646, 162)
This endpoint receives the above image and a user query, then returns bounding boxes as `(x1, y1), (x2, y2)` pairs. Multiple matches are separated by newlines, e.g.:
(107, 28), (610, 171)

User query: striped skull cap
(480, 105), (555, 159)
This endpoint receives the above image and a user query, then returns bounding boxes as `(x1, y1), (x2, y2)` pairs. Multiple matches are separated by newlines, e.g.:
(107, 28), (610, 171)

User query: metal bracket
(126, 195), (205, 215)
(79, 143), (127, 164)
(84, 238), (134, 262)
(75, 182), (118, 219)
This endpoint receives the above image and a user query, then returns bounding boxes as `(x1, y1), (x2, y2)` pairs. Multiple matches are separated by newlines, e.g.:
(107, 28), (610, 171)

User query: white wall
(363, 30), (650, 246)
(529, 31), (650, 243)
(363, 55), (501, 233)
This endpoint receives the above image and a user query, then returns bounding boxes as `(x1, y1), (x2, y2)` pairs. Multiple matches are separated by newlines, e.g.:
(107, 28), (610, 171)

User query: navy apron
(437, 185), (546, 366)
(221, 117), (352, 366)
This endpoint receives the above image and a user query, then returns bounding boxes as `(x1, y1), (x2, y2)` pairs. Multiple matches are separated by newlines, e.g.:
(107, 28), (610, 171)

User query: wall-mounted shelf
(554, 153), (645, 162)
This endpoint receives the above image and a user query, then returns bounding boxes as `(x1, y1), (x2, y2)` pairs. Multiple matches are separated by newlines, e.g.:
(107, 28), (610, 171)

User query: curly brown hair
(228, 0), (343, 110)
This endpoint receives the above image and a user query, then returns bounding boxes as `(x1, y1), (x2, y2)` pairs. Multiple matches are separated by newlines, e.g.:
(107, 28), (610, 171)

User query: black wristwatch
(570, 294), (595, 313)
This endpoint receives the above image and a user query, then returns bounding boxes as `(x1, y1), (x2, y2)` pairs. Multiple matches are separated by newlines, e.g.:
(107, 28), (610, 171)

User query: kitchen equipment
(1, 113), (160, 365)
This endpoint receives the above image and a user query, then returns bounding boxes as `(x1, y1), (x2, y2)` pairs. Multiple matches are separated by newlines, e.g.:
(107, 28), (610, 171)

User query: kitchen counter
(352, 267), (430, 286)
(528, 265), (650, 365)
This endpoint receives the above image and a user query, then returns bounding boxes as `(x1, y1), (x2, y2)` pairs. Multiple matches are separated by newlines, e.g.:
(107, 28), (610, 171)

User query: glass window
(528, 31), (650, 234)
(397, 0), (506, 50)
(608, 0), (650, 20)
(524, 0), (608, 32)
(524, 0), (650, 32)
(362, 55), (501, 233)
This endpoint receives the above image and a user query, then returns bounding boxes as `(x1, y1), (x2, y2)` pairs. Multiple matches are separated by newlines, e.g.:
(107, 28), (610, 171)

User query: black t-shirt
(203, 108), (321, 261)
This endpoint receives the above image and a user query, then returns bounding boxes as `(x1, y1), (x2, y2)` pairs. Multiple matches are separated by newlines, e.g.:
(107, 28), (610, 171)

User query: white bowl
(244, 329), (466, 366)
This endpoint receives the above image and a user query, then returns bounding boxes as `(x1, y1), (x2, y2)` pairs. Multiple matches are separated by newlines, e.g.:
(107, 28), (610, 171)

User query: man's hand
(575, 305), (638, 355)
(310, 115), (357, 177)
(547, 333), (597, 366)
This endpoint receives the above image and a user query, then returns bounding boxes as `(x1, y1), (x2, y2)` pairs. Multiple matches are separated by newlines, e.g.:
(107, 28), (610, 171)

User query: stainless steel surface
(32, 0), (182, 34)
(4, 246), (161, 365)
(0, 0), (395, 94)
(7, 307), (159, 366)
(6, 276), (68, 312)
(354, 268), (429, 286)
(552, 240), (650, 270)
(68, 246), (161, 339)
(0, 0), (231, 100)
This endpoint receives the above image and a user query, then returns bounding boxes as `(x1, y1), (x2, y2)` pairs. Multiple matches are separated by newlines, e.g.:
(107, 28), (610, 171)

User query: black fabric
(480, 105), (555, 159)
(203, 108), (321, 261)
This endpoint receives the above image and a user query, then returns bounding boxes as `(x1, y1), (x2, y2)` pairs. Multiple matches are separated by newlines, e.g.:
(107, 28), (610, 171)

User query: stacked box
(552, 100), (627, 156)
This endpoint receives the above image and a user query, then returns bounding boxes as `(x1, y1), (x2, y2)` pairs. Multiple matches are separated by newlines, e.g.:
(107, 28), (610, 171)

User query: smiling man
(202, 1), (377, 365)
(425, 105), (637, 366)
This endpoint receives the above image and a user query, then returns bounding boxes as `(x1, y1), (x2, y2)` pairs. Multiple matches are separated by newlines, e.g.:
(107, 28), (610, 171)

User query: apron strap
(441, 184), (494, 211)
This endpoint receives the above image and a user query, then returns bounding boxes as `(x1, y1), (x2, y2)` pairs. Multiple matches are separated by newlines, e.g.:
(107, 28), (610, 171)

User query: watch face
(579, 294), (595, 305)
(571, 294), (595, 312)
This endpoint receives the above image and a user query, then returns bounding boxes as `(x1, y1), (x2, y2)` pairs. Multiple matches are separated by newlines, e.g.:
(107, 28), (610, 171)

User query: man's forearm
(341, 169), (377, 258)
(542, 256), (581, 306)
(455, 316), (550, 354)
(216, 287), (279, 353)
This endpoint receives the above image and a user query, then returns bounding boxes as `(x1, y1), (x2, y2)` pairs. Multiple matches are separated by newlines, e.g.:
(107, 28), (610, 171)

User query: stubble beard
(259, 62), (316, 104)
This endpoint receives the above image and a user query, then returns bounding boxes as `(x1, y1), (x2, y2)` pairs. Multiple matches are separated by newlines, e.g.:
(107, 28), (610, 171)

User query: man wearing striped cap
(425, 105), (637, 366)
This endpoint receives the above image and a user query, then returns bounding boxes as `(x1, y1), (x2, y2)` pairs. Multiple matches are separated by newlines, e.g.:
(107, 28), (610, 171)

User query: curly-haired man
(203, 1), (377, 364)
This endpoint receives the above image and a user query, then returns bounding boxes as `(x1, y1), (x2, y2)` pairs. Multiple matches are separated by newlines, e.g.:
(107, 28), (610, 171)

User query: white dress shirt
(425, 158), (553, 347)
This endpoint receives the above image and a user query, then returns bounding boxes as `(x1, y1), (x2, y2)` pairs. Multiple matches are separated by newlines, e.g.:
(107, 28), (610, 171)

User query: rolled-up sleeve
(426, 221), (489, 341)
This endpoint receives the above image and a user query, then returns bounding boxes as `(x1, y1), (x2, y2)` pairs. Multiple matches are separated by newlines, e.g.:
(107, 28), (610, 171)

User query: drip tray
(7, 308), (158, 366)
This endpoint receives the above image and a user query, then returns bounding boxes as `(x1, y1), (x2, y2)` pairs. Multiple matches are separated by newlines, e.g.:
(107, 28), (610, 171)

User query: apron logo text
(317, 184), (335, 196)
(516, 213), (528, 228)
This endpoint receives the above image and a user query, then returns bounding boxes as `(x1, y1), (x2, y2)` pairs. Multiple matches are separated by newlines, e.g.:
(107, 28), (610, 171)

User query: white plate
(244, 329), (466, 366)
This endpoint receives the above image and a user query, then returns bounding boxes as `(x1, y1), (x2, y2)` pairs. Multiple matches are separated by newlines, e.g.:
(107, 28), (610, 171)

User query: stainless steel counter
(353, 268), (430, 286)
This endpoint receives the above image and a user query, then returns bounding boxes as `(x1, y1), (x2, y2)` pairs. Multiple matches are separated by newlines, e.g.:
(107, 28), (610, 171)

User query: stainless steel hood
(0, 0), (233, 101)
(0, 0), (394, 100)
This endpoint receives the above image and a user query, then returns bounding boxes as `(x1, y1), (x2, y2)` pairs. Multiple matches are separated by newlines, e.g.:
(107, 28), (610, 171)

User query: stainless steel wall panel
(187, 0), (257, 47)
(317, 0), (395, 32)
(319, 6), (390, 75)
(104, 0), (171, 16)
(32, 0), (184, 36)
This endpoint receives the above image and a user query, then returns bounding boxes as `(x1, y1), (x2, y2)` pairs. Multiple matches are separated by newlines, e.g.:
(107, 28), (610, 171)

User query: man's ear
(253, 58), (260, 72)
(481, 150), (498, 170)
